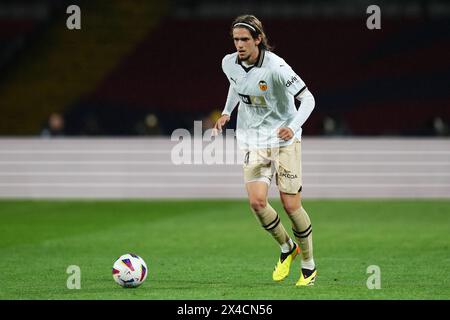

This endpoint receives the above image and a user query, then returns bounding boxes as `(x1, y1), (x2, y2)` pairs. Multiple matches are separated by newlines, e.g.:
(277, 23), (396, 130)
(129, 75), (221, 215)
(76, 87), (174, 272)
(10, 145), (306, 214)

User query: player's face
(232, 28), (261, 63)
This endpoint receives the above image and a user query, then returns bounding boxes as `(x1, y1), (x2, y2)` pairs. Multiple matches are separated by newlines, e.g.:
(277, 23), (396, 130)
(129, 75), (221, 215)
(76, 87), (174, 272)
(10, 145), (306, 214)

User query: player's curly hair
(230, 15), (273, 51)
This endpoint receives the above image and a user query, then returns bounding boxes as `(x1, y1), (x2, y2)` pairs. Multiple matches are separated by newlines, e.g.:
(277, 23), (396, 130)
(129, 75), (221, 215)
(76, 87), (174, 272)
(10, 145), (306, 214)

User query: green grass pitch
(0, 199), (449, 300)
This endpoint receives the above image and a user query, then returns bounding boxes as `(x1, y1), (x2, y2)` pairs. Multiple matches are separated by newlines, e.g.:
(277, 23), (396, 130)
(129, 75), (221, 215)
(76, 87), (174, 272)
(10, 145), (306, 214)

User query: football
(112, 253), (148, 288)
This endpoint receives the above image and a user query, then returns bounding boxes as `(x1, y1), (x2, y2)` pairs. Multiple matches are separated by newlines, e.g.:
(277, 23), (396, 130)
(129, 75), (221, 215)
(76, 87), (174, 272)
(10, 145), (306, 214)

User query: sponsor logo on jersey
(285, 75), (299, 87)
(238, 93), (251, 104)
(258, 80), (268, 91)
(238, 93), (267, 107)
(279, 170), (298, 179)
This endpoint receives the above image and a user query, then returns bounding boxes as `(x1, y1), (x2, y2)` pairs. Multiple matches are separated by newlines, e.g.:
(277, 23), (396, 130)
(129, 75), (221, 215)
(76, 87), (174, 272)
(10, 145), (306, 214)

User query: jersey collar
(235, 48), (266, 72)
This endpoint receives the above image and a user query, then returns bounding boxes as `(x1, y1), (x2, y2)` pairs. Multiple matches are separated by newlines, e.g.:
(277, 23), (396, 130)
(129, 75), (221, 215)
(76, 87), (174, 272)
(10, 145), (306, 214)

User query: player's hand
(277, 127), (294, 141)
(212, 115), (230, 136)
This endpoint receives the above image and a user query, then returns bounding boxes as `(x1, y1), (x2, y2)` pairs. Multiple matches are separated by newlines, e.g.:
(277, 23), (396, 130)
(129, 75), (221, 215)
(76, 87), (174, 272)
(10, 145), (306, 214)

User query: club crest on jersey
(258, 80), (268, 91)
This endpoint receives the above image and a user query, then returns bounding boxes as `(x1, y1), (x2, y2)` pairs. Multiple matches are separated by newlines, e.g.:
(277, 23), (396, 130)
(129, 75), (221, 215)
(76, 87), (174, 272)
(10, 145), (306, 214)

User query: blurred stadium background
(0, 0), (449, 198)
(0, 0), (449, 301)
(1, 0), (449, 136)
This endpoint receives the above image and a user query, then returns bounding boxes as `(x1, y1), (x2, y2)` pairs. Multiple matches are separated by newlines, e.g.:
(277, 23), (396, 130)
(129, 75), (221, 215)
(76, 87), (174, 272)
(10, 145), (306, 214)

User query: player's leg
(245, 181), (296, 281)
(246, 181), (290, 246)
(276, 139), (317, 286)
(279, 191), (316, 286)
(243, 149), (295, 281)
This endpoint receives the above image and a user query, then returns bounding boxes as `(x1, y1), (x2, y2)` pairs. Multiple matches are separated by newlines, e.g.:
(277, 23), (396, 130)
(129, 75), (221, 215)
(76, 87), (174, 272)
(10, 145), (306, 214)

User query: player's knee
(249, 197), (267, 212)
(282, 201), (301, 215)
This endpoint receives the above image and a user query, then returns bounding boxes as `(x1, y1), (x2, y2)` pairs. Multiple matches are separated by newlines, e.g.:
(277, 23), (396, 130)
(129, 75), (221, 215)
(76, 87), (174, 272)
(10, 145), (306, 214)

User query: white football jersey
(222, 50), (308, 149)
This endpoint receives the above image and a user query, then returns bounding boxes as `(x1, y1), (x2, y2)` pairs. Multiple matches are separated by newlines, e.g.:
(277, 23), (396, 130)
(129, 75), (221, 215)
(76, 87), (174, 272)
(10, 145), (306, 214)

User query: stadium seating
(79, 17), (450, 135)
(0, 1), (449, 136)
(0, 1), (166, 135)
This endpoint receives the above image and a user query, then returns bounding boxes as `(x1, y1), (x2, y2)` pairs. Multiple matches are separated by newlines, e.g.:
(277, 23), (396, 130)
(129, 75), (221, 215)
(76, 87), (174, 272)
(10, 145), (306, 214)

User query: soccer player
(213, 15), (317, 286)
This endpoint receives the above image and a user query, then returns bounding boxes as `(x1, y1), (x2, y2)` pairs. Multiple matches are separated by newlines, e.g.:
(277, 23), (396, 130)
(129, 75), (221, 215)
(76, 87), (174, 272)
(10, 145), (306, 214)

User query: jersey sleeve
(274, 64), (307, 98)
(287, 89), (315, 132)
(221, 54), (240, 116)
(221, 54), (233, 78)
(222, 85), (240, 116)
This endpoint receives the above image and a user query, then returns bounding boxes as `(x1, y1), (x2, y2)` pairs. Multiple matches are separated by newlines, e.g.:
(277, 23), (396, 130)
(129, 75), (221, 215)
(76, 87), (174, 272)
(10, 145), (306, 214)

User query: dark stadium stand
(71, 17), (450, 136)
(0, 17), (41, 72)
(0, 0), (449, 136)
(0, 1), (166, 136)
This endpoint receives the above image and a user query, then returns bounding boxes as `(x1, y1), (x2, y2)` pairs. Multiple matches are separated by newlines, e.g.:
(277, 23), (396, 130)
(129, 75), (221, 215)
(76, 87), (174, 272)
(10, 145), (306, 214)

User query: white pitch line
(0, 172), (450, 177)
(0, 161), (173, 165)
(308, 150), (450, 155)
(0, 161), (449, 166)
(302, 172), (450, 177)
(0, 172), (242, 177)
(0, 150), (167, 154)
(0, 150), (174, 154)
(306, 183), (450, 187)
(0, 182), (244, 188)
(0, 183), (449, 188)
(0, 150), (450, 155)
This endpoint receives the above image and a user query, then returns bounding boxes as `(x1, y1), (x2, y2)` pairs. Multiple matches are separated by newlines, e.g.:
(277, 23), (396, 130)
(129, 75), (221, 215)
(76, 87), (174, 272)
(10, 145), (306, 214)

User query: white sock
(301, 257), (315, 270)
(280, 238), (294, 253)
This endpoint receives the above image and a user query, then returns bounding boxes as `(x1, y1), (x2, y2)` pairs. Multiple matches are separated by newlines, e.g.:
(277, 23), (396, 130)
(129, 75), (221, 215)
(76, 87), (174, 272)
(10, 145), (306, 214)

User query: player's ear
(255, 35), (262, 46)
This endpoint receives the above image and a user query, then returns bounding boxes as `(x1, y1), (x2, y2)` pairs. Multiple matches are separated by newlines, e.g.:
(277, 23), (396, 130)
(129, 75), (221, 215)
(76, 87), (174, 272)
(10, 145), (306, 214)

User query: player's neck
(246, 47), (260, 65)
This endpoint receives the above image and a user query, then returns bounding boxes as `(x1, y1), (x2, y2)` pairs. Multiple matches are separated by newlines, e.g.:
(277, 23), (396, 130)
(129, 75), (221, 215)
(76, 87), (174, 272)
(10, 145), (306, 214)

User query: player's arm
(275, 65), (315, 140)
(278, 89), (315, 140)
(286, 88), (315, 134)
(213, 85), (239, 134)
